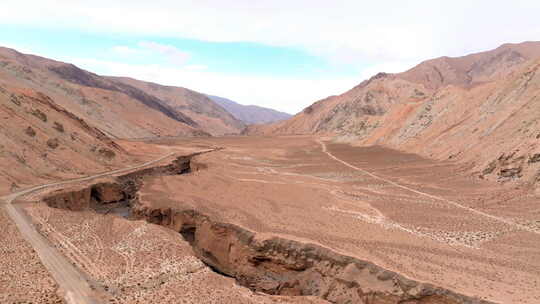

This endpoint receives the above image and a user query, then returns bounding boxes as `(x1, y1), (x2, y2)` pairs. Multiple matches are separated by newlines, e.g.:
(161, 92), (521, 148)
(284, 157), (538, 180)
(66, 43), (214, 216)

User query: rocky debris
(0, 208), (64, 303)
(31, 108), (48, 122)
(357, 72), (390, 89)
(481, 152), (528, 181)
(131, 206), (492, 304)
(499, 167), (523, 179)
(25, 126), (36, 137)
(46, 138), (59, 149)
(303, 106), (314, 114)
(189, 129), (212, 137)
(90, 182), (125, 204)
(528, 153), (540, 163)
(97, 147), (116, 159)
(482, 161), (497, 175)
(413, 88), (426, 97)
(9, 94), (21, 106)
(53, 121), (64, 133)
(32, 92), (125, 152)
(43, 186), (92, 211)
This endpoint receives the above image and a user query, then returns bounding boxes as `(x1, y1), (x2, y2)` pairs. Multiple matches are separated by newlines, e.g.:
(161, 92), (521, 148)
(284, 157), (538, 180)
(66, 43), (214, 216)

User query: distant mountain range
(206, 95), (291, 125)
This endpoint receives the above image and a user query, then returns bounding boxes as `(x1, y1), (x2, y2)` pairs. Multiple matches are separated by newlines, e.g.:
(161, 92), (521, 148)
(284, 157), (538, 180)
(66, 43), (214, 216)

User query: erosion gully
(39, 152), (494, 304)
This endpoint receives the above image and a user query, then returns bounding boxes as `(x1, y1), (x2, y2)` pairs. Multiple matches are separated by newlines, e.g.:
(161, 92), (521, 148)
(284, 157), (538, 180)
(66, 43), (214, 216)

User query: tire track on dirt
(0, 151), (183, 304)
(317, 139), (539, 235)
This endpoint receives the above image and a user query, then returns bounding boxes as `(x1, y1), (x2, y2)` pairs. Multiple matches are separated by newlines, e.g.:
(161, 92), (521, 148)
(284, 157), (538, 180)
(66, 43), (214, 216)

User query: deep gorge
(38, 153), (495, 304)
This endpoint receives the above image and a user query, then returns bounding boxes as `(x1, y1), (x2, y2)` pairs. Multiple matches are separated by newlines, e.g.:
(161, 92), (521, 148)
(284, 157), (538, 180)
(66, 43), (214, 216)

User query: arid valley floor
(2, 136), (539, 304)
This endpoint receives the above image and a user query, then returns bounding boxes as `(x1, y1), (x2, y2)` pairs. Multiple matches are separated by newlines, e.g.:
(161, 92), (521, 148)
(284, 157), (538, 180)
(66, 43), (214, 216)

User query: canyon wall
(38, 154), (494, 304)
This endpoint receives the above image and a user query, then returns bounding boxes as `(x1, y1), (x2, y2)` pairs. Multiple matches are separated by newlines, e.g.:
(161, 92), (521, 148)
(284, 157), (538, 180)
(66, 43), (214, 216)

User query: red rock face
(246, 41), (540, 188)
(91, 182), (125, 204)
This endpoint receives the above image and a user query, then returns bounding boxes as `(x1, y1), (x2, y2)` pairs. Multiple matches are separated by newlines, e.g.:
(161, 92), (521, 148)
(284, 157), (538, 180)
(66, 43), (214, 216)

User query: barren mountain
(0, 85), (130, 194)
(3, 41), (540, 304)
(207, 94), (292, 124)
(0, 46), (248, 193)
(111, 78), (245, 135)
(246, 41), (540, 188)
(0, 47), (245, 138)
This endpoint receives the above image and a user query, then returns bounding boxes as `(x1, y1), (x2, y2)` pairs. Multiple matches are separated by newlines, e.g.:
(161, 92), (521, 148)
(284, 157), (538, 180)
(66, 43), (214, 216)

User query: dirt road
(0, 152), (178, 304)
(317, 139), (538, 234)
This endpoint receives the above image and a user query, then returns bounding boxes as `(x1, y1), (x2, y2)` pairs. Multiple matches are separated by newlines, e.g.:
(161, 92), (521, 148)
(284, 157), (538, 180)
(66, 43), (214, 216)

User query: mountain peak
(206, 95), (291, 125)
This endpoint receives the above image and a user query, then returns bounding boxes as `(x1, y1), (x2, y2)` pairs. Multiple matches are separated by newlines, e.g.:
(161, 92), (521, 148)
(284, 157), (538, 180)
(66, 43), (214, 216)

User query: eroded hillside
(246, 42), (540, 188)
(0, 47), (245, 138)
(111, 77), (245, 135)
(0, 86), (129, 193)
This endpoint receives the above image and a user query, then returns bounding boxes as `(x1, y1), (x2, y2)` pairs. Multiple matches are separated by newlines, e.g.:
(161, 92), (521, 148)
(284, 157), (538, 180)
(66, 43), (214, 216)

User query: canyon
(3, 136), (539, 303)
(1, 42), (540, 304)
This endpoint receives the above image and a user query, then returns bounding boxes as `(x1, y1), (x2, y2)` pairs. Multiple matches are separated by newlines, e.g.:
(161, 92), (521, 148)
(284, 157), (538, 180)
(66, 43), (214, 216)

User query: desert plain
(2, 135), (539, 304)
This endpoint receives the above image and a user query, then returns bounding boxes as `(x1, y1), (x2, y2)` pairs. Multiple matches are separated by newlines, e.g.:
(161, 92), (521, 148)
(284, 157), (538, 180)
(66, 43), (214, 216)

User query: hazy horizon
(2, 1), (540, 113)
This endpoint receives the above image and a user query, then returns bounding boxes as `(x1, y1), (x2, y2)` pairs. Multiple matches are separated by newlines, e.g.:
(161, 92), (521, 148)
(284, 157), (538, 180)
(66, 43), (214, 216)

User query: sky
(1, 1), (540, 114)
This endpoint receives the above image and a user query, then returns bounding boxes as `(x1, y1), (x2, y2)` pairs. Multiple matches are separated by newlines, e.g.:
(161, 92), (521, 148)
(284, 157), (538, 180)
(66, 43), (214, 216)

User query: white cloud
(111, 46), (141, 55)
(183, 65), (208, 71)
(112, 42), (190, 65)
(69, 57), (358, 114)
(2, 0), (539, 67)
(137, 41), (190, 65)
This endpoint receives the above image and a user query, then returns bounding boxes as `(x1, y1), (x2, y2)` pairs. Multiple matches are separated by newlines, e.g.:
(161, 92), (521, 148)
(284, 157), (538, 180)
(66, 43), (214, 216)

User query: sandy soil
(12, 135), (540, 303)
(134, 136), (540, 304)
(0, 207), (63, 303)
(23, 201), (325, 304)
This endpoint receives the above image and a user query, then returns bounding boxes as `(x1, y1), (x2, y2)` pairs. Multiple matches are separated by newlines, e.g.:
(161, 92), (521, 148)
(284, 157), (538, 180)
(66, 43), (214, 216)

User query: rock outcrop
(132, 206), (493, 304)
(42, 153), (198, 212)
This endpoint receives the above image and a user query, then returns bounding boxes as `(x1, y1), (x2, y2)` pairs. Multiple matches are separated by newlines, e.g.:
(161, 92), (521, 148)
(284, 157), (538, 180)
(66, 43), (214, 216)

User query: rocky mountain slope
(112, 78), (245, 135)
(207, 94), (291, 124)
(0, 47), (245, 138)
(0, 85), (129, 194)
(0, 46), (248, 193)
(246, 41), (540, 188)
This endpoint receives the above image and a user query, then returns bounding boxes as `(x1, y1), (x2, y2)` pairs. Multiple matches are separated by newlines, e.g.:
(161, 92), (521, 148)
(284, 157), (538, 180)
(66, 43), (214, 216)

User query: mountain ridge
(0, 45), (248, 192)
(245, 41), (540, 189)
(206, 94), (292, 125)
(0, 46), (245, 137)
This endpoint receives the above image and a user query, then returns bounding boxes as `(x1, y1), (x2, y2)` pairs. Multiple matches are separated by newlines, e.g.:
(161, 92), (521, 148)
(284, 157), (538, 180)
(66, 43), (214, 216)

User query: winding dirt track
(317, 139), (537, 234)
(0, 152), (178, 304)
